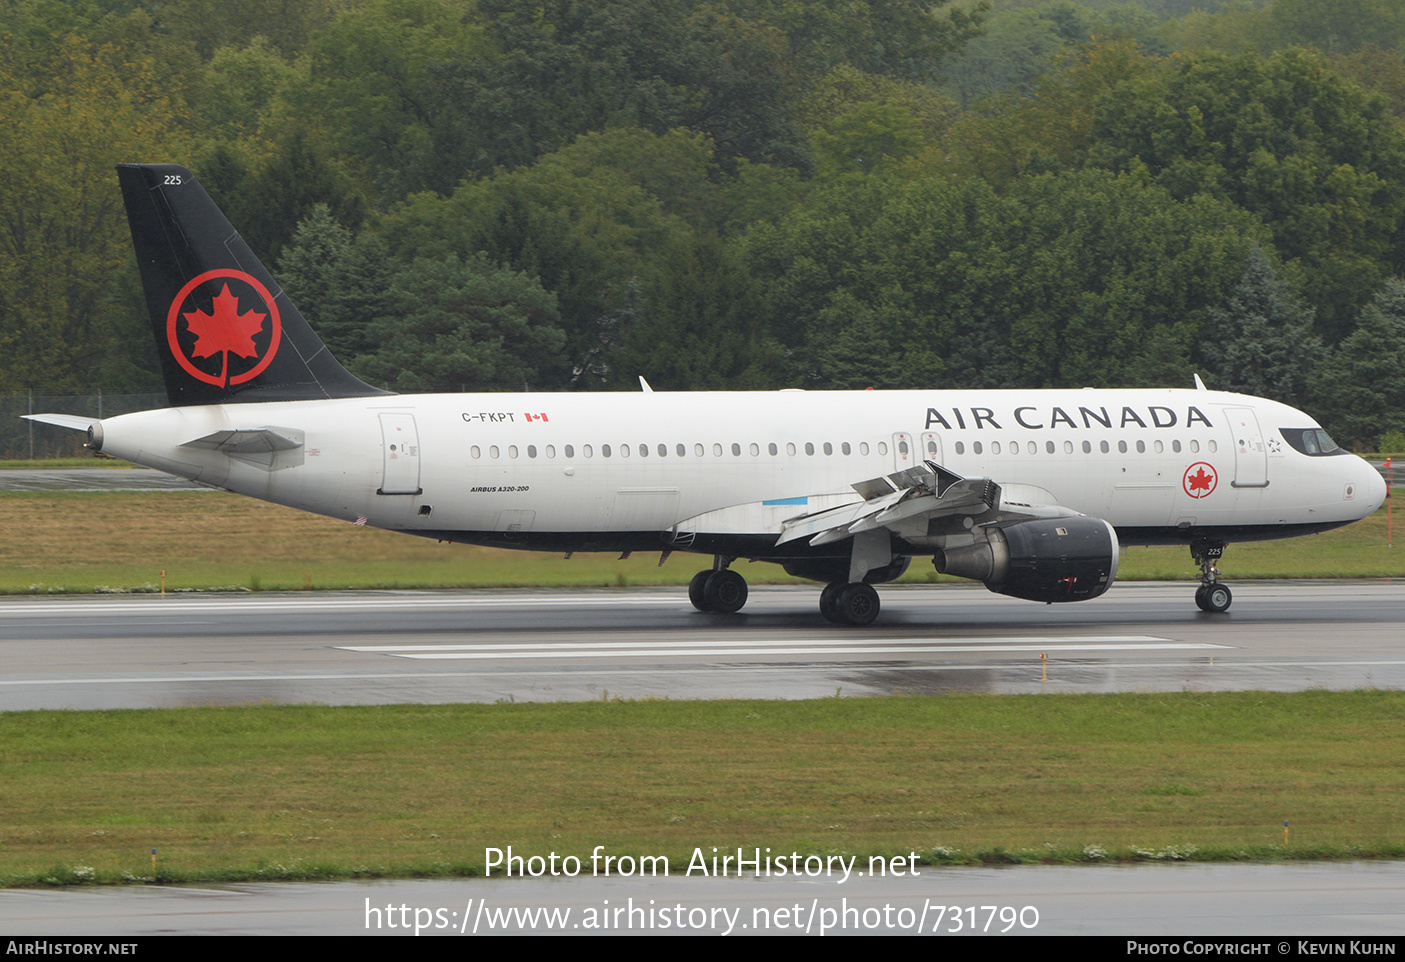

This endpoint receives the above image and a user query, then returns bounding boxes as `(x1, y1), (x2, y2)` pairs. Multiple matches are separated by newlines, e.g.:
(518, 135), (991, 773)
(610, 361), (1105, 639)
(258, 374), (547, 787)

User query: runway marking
(339, 635), (1229, 660)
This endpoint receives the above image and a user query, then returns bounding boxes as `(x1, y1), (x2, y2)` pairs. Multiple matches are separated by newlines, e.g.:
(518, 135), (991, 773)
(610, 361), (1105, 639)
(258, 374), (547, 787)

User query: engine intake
(934, 516), (1119, 603)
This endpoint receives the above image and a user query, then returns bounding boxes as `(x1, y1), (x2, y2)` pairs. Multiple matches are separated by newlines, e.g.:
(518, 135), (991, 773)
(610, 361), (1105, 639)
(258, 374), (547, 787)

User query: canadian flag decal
(525, 412), (549, 422)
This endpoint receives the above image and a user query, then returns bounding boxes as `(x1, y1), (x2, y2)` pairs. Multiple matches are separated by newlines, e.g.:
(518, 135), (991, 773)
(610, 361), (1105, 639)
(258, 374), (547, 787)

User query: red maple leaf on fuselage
(1187, 468), (1213, 493)
(182, 284), (266, 375)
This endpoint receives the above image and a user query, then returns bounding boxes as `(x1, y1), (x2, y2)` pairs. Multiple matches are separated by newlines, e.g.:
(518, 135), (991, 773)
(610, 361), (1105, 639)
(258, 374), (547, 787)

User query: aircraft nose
(1357, 457), (1388, 515)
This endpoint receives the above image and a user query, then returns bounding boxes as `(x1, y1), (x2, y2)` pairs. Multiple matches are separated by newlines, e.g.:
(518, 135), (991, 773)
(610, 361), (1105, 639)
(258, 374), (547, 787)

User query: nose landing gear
(1191, 538), (1232, 613)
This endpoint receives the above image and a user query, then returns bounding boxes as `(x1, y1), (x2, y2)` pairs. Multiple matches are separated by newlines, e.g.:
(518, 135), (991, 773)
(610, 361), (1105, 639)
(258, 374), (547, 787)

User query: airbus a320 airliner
(28, 165), (1388, 625)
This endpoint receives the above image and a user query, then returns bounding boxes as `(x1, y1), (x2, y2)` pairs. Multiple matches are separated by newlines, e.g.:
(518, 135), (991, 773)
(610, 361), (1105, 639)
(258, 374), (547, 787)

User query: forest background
(3, 0), (1405, 451)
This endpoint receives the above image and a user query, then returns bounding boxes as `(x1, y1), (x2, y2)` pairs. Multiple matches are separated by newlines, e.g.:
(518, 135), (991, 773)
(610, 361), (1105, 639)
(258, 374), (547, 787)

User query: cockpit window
(1280, 427), (1346, 457)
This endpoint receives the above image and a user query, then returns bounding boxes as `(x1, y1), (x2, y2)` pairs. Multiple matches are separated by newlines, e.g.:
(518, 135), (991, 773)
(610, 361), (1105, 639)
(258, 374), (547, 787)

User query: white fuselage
(94, 388), (1386, 558)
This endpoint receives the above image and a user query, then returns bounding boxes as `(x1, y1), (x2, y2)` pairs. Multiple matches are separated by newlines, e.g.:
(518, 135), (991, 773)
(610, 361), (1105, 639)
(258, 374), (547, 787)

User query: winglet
(639, 376), (654, 393)
(1193, 373), (1208, 391)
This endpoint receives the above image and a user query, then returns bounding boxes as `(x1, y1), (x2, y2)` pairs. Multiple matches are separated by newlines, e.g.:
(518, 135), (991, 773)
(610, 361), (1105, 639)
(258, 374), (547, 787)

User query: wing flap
(778, 460), (1004, 547)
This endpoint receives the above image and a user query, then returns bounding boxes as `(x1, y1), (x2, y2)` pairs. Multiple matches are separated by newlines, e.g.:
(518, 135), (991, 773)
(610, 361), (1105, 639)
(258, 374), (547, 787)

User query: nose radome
(1356, 457), (1388, 515)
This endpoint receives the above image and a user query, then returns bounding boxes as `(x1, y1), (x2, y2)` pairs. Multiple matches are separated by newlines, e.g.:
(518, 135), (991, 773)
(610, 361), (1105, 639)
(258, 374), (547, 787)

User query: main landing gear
(819, 581), (881, 627)
(1191, 538), (1232, 613)
(688, 559), (749, 613)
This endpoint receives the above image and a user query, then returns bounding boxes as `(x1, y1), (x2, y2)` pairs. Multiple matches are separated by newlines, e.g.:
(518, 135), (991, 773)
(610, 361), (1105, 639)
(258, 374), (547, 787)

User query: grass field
(0, 491), (1400, 594)
(1, 692), (1402, 886)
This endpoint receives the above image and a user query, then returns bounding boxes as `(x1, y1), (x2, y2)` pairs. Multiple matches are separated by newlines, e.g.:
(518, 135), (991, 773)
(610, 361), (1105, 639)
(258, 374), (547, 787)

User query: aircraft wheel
(1200, 583), (1232, 614)
(688, 570), (711, 611)
(819, 581), (845, 624)
(1194, 585), (1209, 612)
(704, 569), (748, 614)
(835, 583), (880, 627)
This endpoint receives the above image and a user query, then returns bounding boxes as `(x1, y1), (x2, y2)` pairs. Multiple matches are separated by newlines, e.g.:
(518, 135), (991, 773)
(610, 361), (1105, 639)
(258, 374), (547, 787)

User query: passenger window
(471, 445), (481, 459)
(527, 445), (537, 458)
(805, 442), (815, 455)
(1136, 440), (1145, 454)
(695, 443), (704, 457)
(1100, 441), (1109, 454)
(878, 442), (888, 456)
(1154, 440), (1163, 454)
(546, 445), (556, 458)
(732, 443), (742, 456)
(1064, 441), (1073, 454)
(508, 445), (519, 458)
(602, 444), (611, 458)
(1209, 440), (1217, 453)
(1027, 441), (1036, 454)
(860, 442), (869, 455)
(1046, 441), (1055, 454)
(1118, 441), (1127, 454)
(823, 442), (833, 456)
(1190, 440), (1199, 453)
(583, 444), (592, 458)
(659, 444), (668, 457)
(786, 442), (796, 456)
(768, 443), (778, 456)
(1082, 441), (1091, 454)
(1172, 440), (1181, 453)
(750, 443), (760, 456)
(677, 444), (685, 457)
(713, 443), (723, 457)
(490, 445), (500, 459)
(565, 444), (574, 458)
(955, 441), (965, 455)
(620, 444), (630, 457)
(991, 441), (1001, 455)
(842, 442), (851, 455)
(638, 443), (647, 457)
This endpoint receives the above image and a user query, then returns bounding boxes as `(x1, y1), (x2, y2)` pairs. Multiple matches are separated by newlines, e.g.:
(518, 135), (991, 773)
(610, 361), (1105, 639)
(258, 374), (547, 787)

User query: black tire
(836, 583), (880, 627)
(819, 581), (844, 623)
(1202, 583), (1232, 613)
(704, 569), (748, 614)
(688, 570), (712, 611)
(1194, 585), (1209, 612)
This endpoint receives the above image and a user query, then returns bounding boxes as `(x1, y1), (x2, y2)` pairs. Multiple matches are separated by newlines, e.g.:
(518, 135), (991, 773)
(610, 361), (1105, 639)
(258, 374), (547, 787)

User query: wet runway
(3, 862), (1403, 936)
(0, 581), (1401, 710)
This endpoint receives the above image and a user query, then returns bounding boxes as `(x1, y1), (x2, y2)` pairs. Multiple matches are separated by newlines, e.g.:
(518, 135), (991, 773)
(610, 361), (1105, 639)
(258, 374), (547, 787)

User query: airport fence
(1, 392), (166, 460)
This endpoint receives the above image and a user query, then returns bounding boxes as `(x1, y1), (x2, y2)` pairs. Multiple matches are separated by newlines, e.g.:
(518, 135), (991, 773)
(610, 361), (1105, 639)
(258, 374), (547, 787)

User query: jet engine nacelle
(934, 516), (1119, 603)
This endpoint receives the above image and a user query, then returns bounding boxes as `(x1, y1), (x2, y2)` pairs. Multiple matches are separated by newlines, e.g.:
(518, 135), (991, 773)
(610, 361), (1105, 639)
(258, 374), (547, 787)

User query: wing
(669, 460), (1081, 552)
(775, 461), (1003, 547)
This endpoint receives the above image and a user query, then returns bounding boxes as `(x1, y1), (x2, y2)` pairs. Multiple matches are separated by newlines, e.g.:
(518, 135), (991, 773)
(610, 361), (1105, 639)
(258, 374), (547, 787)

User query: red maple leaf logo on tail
(182, 284), (266, 382)
(166, 270), (282, 388)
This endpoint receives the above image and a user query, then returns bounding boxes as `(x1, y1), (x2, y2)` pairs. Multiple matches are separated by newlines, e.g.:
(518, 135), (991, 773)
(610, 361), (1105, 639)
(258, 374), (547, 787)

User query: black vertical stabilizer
(117, 163), (391, 406)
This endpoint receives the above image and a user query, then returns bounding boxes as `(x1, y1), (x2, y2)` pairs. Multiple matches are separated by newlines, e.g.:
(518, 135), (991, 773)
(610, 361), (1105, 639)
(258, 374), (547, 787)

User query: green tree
(1195, 247), (1323, 408)
(1309, 278), (1405, 448)
(421, 0), (807, 180)
(1087, 49), (1405, 337)
(0, 35), (187, 393)
(277, 205), (394, 361)
(351, 254), (568, 393)
(380, 129), (745, 386)
(743, 167), (1263, 389)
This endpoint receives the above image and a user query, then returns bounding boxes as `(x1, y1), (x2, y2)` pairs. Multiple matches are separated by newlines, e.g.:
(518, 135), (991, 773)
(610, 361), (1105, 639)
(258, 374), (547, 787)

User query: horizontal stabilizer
(22, 413), (95, 431)
(182, 428), (303, 454)
(181, 427), (305, 470)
